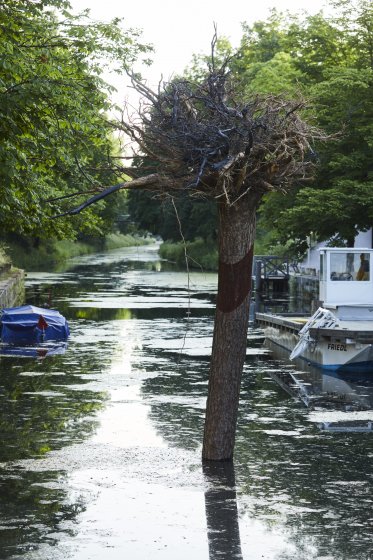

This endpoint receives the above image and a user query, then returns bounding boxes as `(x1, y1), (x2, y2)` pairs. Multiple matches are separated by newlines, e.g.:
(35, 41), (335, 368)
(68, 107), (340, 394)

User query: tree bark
(202, 193), (259, 461)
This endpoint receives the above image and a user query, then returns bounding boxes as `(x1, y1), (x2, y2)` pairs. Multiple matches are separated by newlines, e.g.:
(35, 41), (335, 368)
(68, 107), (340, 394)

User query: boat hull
(262, 324), (373, 372)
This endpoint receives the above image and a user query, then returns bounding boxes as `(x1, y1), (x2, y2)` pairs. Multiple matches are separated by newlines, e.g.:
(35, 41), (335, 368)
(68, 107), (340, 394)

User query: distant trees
(0, 0), (151, 239)
(127, 189), (217, 241)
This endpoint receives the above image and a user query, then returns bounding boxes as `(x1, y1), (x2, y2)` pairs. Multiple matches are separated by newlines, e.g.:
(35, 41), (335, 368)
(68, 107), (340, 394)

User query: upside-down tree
(60, 40), (323, 460)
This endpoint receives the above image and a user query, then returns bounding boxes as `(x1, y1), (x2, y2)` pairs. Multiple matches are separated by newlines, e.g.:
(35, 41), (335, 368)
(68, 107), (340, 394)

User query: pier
(253, 255), (292, 293)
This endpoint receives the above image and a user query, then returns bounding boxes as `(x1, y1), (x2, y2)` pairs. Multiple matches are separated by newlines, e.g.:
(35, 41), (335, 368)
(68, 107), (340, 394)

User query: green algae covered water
(0, 244), (373, 560)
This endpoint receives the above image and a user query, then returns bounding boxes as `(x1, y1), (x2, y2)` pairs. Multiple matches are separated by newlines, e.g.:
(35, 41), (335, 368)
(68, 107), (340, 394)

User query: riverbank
(159, 238), (218, 271)
(0, 268), (25, 309)
(5, 233), (155, 271)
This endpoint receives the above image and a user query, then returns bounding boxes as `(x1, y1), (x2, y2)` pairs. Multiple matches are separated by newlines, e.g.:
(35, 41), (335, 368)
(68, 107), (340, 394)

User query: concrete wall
(0, 269), (25, 309)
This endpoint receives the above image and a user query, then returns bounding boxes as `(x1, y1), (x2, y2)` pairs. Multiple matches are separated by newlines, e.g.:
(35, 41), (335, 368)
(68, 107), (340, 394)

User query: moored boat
(256, 247), (373, 372)
(0, 304), (69, 345)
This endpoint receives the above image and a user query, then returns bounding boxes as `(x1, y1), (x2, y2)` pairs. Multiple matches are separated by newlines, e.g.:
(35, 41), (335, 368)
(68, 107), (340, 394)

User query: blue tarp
(0, 305), (70, 344)
(0, 341), (68, 358)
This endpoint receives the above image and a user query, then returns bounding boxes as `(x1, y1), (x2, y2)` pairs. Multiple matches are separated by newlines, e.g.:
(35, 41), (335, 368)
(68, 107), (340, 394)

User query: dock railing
(253, 255), (291, 279)
(252, 255), (304, 293)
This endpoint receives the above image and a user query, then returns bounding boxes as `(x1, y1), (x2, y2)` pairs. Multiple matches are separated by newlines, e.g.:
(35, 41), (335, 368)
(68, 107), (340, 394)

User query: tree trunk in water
(203, 193), (259, 461)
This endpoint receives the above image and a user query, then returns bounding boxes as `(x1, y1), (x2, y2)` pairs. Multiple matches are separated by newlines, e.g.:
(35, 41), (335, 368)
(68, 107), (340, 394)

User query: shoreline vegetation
(3, 234), (155, 271)
(159, 238), (218, 271)
(159, 236), (275, 272)
(2, 234), (269, 274)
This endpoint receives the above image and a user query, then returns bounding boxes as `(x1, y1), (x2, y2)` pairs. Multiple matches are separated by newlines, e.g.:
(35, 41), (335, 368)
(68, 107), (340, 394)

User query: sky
(70, 0), (329, 106)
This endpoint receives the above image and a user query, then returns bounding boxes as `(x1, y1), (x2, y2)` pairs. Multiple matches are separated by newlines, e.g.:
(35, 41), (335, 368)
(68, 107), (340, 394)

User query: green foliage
(0, 244), (11, 266)
(265, 65), (373, 253)
(6, 232), (153, 270)
(127, 190), (217, 242)
(6, 237), (96, 270)
(239, 0), (373, 254)
(159, 238), (218, 271)
(241, 51), (305, 96)
(0, 0), (151, 239)
(239, 10), (286, 65)
(104, 233), (153, 250)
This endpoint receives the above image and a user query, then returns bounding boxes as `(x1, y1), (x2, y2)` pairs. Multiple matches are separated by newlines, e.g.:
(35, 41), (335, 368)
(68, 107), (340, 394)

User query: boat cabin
(319, 248), (373, 319)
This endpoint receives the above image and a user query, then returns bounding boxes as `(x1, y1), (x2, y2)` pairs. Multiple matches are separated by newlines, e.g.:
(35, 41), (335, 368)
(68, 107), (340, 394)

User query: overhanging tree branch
(51, 173), (183, 217)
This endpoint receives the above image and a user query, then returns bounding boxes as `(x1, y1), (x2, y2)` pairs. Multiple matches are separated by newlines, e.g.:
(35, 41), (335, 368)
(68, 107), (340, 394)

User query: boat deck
(255, 312), (309, 333)
(255, 312), (373, 343)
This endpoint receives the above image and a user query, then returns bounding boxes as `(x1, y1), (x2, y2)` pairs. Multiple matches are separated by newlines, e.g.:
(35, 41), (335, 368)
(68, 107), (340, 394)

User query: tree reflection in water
(203, 461), (243, 560)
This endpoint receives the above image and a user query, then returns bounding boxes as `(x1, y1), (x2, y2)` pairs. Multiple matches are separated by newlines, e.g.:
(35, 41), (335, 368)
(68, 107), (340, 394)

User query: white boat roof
(319, 247), (373, 252)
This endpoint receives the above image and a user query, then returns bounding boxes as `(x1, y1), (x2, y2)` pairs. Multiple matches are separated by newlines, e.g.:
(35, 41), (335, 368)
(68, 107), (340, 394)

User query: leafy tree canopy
(239, 0), (373, 254)
(0, 0), (151, 239)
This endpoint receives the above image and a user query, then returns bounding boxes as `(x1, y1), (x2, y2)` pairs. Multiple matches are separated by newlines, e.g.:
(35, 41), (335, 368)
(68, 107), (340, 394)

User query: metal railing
(253, 255), (290, 280)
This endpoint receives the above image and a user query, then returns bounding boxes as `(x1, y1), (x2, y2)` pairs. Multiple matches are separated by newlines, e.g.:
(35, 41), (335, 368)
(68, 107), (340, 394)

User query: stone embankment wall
(0, 269), (25, 309)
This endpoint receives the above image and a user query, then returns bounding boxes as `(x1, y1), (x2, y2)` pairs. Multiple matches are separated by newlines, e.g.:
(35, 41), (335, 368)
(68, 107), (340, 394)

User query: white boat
(256, 247), (373, 372)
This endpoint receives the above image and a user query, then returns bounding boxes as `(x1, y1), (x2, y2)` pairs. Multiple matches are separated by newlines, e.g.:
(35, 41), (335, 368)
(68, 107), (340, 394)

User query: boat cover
(0, 342), (68, 358)
(0, 305), (70, 344)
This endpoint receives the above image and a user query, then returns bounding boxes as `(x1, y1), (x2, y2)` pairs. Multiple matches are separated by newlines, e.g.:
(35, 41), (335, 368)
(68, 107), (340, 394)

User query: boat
(0, 304), (70, 345)
(256, 247), (373, 372)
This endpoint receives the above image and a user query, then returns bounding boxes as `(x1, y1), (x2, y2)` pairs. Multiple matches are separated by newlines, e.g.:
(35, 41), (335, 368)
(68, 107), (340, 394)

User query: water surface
(1, 244), (373, 560)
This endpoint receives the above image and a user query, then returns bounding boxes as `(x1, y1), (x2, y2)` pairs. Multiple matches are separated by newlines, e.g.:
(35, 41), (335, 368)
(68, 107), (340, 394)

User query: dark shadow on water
(203, 461), (243, 560)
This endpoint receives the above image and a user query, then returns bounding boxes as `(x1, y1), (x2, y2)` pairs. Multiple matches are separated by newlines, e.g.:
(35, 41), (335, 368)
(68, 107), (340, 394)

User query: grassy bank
(6, 234), (154, 271)
(104, 233), (154, 250)
(159, 237), (279, 271)
(160, 238), (218, 271)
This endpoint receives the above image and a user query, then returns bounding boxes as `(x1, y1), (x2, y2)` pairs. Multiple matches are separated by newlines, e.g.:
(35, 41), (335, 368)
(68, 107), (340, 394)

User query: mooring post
(255, 259), (262, 292)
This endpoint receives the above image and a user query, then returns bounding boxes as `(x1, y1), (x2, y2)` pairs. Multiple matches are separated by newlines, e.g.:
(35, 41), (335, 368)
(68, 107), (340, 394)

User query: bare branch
(52, 173), (185, 217)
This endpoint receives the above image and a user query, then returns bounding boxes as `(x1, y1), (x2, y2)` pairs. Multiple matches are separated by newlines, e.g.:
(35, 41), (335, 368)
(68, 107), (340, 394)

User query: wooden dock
(255, 312), (308, 334)
(256, 311), (373, 344)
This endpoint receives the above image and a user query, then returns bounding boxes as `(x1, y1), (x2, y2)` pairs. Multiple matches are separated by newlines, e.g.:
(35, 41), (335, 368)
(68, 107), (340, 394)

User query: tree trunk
(202, 193), (259, 461)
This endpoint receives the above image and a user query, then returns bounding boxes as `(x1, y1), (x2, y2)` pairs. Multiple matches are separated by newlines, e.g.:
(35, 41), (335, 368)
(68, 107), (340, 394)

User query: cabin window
(330, 252), (370, 281)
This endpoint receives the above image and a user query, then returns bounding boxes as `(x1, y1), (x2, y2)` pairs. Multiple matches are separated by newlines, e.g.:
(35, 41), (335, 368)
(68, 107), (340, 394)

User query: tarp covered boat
(0, 305), (70, 344)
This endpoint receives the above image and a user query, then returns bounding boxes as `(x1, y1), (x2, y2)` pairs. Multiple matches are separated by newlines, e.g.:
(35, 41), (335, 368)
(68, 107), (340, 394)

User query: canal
(1, 244), (373, 559)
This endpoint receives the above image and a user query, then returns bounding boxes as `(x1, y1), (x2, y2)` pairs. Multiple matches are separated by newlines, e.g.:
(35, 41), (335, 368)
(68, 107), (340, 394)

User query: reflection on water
(235, 352), (373, 559)
(1, 244), (373, 559)
(203, 461), (243, 560)
(0, 341), (68, 358)
(267, 341), (373, 431)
